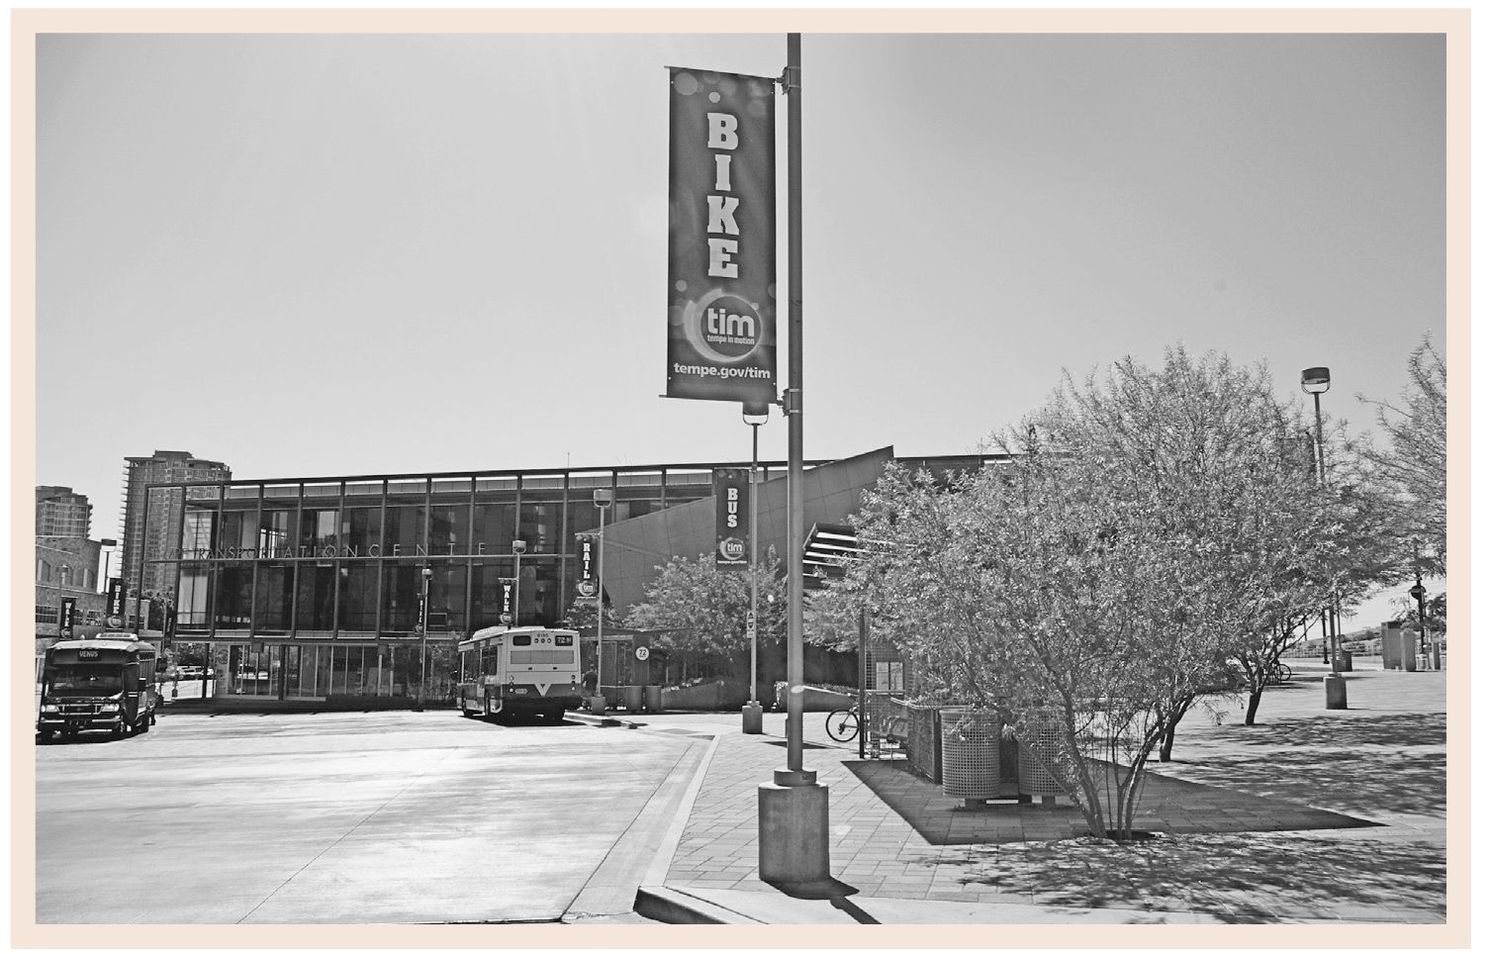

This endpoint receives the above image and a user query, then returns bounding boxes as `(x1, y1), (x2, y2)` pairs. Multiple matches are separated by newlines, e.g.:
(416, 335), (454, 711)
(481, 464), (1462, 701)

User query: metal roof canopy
(803, 523), (863, 590)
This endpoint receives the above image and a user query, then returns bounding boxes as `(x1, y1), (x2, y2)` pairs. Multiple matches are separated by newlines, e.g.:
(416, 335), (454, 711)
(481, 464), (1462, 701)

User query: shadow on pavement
(1161, 714), (1447, 818)
(955, 830), (1447, 923)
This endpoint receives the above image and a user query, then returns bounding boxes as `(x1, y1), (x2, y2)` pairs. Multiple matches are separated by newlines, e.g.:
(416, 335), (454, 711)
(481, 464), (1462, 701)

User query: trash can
(623, 685), (644, 712)
(644, 685), (663, 712)
(1334, 650), (1354, 672)
(1016, 709), (1068, 806)
(939, 707), (1002, 805)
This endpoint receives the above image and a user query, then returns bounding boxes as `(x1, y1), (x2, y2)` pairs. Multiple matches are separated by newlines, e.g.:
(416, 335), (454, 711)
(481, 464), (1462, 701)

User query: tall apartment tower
(120, 450), (231, 597)
(36, 486), (92, 538)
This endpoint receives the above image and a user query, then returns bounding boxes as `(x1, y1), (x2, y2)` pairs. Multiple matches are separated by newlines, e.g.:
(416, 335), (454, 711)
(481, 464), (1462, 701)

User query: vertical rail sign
(714, 467), (751, 569)
(667, 68), (777, 403)
(575, 533), (599, 599)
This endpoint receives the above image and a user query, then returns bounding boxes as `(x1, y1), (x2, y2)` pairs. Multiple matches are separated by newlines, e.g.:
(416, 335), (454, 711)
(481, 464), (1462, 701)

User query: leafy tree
(851, 348), (1397, 838)
(1356, 337), (1447, 576)
(624, 548), (786, 686)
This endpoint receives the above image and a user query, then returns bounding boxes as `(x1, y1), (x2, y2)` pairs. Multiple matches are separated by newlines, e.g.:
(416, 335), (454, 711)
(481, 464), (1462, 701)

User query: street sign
(635, 646), (650, 662)
(577, 579), (598, 599)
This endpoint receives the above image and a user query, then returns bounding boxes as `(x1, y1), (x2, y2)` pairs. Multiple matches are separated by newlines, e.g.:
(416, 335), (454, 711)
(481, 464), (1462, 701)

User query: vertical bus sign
(666, 68), (777, 403)
(714, 467), (751, 569)
(59, 597), (76, 637)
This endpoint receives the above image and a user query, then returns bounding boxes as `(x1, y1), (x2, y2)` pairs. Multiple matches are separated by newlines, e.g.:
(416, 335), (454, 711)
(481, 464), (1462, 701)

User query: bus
(38, 632), (159, 741)
(455, 626), (584, 723)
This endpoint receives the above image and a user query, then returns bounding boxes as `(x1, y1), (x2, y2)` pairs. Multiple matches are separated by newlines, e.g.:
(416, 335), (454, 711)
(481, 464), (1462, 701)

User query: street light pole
(418, 566), (432, 711)
(1301, 366), (1346, 710)
(757, 32), (830, 887)
(742, 402), (770, 733)
(57, 563), (70, 639)
(593, 489), (613, 711)
(511, 539), (527, 627)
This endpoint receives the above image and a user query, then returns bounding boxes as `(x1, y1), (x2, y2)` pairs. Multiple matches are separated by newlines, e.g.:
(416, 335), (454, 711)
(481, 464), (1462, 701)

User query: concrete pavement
(618, 661), (1451, 927)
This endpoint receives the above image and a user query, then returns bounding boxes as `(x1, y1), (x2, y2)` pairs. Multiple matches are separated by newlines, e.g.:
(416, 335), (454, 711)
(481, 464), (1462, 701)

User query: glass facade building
(142, 462), (782, 703)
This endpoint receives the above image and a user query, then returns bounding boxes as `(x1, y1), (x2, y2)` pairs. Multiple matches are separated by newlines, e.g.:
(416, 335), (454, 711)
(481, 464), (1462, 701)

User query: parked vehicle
(455, 626), (584, 722)
(38, 632), (158, 742)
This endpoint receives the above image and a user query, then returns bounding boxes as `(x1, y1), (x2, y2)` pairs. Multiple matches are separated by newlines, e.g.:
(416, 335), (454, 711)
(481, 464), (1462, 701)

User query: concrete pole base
(1324, 672), (1348, 710)
(758, 774), (830, 885)
(742, 701), (763, 734)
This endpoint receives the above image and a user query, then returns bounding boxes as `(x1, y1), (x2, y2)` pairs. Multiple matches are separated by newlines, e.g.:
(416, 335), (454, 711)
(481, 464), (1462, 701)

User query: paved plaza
(633, 660), (1452, 926)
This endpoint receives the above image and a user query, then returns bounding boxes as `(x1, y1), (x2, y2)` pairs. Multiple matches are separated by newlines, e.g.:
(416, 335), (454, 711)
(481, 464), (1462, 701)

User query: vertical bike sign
(666, 67), (777, 403)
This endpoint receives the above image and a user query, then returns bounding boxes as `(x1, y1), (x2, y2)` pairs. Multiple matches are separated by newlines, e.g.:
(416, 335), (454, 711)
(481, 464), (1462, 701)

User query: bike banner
(666, 67), (777, 403)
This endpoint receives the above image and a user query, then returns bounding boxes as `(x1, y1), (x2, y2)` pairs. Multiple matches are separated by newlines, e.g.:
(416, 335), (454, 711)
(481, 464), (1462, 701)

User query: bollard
(742, 700), (762, 734)
(1324, 672), (1348, 709)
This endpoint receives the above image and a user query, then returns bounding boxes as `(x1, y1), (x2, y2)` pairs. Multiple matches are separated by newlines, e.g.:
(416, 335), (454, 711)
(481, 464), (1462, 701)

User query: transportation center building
(142, 447), (996, 704)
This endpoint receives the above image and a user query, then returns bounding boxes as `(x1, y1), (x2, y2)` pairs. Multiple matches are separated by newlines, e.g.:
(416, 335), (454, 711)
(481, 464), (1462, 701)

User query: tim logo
(718, 537), (746, 562)
(686, 291), (763, 362)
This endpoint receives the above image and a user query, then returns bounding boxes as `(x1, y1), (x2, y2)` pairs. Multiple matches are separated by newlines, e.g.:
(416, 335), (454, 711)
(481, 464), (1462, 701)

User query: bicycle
(825, 703), (910, 749)
(1265, 660), (1293, 685)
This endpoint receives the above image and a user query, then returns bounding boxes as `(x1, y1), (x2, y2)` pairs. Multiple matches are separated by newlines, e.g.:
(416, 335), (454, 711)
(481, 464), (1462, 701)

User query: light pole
(417, 566), (432, 710)
(511, 539), (527, 627)
(1410, 550), (1429, 663)
(593, 489), (613, 712)
(1302, 366), (1346, 709)
(742, 401), (770, 734)
(57, 563), (70, 639)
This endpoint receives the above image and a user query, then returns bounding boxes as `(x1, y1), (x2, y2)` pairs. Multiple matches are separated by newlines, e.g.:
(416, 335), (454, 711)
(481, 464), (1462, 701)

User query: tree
(1357, 337), (1447, 576)
(852, 347), (1397, 838)
(624, 548), (786, 685)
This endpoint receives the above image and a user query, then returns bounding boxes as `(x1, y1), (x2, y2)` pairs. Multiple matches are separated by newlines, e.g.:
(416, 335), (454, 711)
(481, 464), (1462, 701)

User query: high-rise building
(36, 486), (92, 538)
(120, 450), (231, 597)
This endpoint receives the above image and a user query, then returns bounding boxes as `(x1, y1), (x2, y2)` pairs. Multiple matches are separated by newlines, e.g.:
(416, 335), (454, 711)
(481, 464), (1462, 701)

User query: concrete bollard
(742, 700), (763, 734)
(758, 771), (830, 885)
(1324, 672), (1348, 709)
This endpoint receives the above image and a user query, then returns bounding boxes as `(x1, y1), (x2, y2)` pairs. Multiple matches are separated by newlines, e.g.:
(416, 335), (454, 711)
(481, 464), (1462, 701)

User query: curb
(634, 885), (759, 924)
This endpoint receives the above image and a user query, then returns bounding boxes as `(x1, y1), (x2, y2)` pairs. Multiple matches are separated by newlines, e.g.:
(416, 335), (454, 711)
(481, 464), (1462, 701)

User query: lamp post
(511, 539), (527, 627)
(592, 489), (613, 712)
(742, 401), (771, 734)
(417, 566), (432, 711)
(57, 563), (70, 639)
(1301, 366), (1346, 709)
(1410, 555), (1429, 662)
(99, 539), (117, 595)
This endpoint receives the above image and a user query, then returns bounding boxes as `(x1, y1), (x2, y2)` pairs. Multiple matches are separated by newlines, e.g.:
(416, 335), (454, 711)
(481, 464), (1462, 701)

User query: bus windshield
(47, 664), (125, 694)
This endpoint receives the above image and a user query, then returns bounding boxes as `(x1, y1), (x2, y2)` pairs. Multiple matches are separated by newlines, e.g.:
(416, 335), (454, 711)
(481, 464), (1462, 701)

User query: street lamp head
(1300, 366), (1331, 394)
(511, 539), (527, 555)
(593, 488), (614, 508)
(100, 538), (117, 548)
(742, 401), (771, 426)
(421, 566), (433, 579)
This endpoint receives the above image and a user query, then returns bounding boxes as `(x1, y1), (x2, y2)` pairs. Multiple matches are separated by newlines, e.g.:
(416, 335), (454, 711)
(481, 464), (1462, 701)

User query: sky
(28, 26), (1451, 628)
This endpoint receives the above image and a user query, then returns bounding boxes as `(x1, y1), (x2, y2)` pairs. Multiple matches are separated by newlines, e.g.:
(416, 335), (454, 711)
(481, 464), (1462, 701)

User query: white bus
(455, 626), (584, 722)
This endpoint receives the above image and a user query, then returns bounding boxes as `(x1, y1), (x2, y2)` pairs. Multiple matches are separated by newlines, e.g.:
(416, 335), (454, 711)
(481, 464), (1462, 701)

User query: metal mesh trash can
(623, 685), (643, 712)
(940, 707), (1002, 803)
(644, 686), (663, 712)
(1017, 710), (1067, 802)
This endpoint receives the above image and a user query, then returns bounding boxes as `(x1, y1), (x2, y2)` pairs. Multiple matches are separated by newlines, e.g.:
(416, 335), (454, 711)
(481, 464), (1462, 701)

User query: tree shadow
(955, 831), (1446, 923)
(1158, 714), (1446, 818)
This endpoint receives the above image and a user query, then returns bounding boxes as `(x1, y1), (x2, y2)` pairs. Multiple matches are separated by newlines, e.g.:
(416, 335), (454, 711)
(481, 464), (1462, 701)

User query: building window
(254, 564), (293, 632)
(295, 564), (337, 631)
(382, 562), (424, 633)
(338, 564), (379, 632)
(300, 508), (339, 554)
(383, 506), (426, 555)
(518, 501), (559, 553)
(214, 565), (253, 630)
(473, 503), (516, 555)
(429, 505), (470, 556)
(344, 507), (382, 555)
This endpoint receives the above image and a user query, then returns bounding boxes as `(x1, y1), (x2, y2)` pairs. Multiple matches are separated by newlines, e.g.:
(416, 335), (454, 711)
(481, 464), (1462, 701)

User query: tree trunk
(1159, 720), (1177, 762)
(1243, 687), (1263, 725)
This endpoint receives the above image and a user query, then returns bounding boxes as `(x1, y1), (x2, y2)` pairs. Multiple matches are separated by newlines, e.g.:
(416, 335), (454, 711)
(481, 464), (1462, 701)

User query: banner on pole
(575, 534), (598, 598)
(59, 597), (76, 638)
(714, 467), (751, 569)
(498, 578), (518, 627)
(666, 67), (777, 403)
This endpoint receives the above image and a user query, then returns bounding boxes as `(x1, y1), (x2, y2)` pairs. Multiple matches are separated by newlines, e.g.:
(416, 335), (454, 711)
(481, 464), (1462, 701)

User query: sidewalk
(626, 663), (1450, 925)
